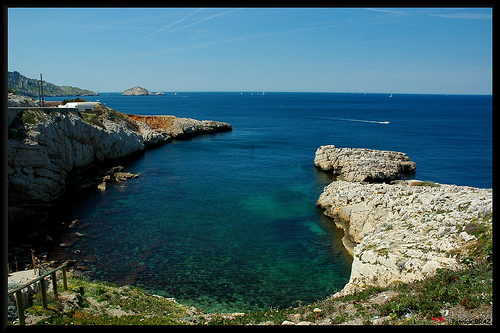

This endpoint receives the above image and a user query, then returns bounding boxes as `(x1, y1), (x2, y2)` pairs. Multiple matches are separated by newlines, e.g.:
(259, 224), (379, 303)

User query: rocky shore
(126, 114), (232, 139)
(314, 145), (493, 297)
(315, 145), (416, 182)
(7, 95), (232, 265)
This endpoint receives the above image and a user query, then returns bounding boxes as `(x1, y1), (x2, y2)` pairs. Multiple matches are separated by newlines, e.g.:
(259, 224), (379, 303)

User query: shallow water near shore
(46, 92), (492, 312)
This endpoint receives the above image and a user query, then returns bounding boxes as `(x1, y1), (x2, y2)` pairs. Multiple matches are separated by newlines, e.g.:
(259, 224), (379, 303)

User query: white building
(58, 101), (104, 112)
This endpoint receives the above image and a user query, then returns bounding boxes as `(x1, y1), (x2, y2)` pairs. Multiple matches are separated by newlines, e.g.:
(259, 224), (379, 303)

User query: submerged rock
(98, 165), (140, 191)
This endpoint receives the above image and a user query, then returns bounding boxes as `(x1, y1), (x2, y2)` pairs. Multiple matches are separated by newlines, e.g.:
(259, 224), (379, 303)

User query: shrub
(61, 97), (86, 105)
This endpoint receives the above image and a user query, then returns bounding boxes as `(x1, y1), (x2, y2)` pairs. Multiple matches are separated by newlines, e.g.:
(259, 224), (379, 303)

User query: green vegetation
(25, 276), (202, 325)
(61, 97), (86, 105)
(379, 263), (492, 320)
(81, 112), (104, 128)
(110, 109), (141, 132)
(22, 109), (49, 125)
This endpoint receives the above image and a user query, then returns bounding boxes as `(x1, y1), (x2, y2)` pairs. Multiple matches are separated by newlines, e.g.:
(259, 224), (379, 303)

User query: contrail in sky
(141, 8), (242, 43)
(98, 8), (240, 57)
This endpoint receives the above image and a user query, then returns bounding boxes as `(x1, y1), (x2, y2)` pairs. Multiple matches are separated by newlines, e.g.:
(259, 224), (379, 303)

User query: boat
(380, 121), (390, 124)
(389, 94), (393, 98)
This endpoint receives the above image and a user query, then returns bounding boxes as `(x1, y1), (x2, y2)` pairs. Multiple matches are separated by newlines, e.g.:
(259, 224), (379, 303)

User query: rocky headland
(314, 145), (493, 298)
(314, 145), (416, 182)
(7, 95), (232, 265)
(126, 114), (232, 139)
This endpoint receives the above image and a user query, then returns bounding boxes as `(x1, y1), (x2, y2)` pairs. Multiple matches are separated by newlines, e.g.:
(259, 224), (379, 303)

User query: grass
(379, 262), (492, 319)
(81, 112), (105, 128)
(22, 109), (49, 125)
(25, 275), (201, 325)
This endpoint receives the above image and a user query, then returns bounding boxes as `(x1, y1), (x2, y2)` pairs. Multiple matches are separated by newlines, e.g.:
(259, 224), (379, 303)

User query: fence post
(15, 290), (26, 326)
(40, 278), (47, 308)
(62, 265), (68, 290)
(51, 272), (58, 298)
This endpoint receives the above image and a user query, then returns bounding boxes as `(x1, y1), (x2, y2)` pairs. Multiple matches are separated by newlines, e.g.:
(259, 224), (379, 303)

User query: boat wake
(311, 116), (390, 124)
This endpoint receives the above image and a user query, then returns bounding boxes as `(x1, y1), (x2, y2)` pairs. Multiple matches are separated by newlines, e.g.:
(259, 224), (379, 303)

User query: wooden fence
(7, 262), (68, 326)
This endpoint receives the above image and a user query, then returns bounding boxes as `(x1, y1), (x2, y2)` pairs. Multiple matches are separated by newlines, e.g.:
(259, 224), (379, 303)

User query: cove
(50, 132), (353, 313)
(46, 92), (491, 313)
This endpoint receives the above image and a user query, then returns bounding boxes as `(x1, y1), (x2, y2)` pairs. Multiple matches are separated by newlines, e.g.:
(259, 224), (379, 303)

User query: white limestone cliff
(314, 145), (416, 182)
(8, 107), (231, 208)
(314, 146), (492, 297)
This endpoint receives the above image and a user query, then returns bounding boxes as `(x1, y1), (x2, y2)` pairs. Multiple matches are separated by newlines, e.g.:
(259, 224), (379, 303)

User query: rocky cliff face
(8, 106), (232, 209)
(7, 100), (233, 266)
(314, 146), (492, 297)
(8, 109), (167, 207)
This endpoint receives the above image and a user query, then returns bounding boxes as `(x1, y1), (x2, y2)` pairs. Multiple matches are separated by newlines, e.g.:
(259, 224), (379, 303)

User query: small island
(122, 86), (153, 95)
(122, 86), (164, 96)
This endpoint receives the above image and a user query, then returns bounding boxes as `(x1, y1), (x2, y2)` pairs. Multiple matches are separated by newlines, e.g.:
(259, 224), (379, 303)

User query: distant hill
(8, 71), (98, 97)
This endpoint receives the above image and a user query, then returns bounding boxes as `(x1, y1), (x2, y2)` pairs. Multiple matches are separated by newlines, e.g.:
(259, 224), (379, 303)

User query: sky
(7, 7), (493, 94)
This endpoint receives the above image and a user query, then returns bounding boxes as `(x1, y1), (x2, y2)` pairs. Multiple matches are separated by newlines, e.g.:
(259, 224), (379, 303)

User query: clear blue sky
(8, 7), (492, 94)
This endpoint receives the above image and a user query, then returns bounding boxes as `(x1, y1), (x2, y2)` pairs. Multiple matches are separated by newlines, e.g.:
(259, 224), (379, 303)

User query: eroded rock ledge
(314, 145), (416, 182)
(126, 114), (232, 139)
(314, 146), (492, 297)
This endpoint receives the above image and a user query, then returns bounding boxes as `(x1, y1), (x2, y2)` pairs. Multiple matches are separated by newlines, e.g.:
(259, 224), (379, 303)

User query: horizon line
(43, 91), (493, 97)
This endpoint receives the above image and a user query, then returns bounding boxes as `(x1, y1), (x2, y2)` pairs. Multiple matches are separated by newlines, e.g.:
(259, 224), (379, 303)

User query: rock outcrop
(314, 145), (416, 182)
(8, 97), (233, 265)
(122, 86), (154, 96)
(314, 146), (492, 297)
(126, 115), (232, 139)
(7, 92), (40, 107)
(98, 166), (140, 191)
(8, 104), (232, 208)
(8, 109), (166, 207)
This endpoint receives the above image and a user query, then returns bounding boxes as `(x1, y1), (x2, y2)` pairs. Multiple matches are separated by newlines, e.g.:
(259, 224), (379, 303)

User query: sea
(45, 92), (492, 313)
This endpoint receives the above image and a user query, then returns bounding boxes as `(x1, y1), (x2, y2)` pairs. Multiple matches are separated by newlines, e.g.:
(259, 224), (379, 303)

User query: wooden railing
(7, 262), (68, 326)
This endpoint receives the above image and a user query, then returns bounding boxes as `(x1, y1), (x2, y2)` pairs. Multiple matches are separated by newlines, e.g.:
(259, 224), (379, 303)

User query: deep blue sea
(46, 92), (492, 313)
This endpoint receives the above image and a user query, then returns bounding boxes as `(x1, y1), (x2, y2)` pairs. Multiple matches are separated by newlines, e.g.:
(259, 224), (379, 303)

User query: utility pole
(40, 73), (44, 106)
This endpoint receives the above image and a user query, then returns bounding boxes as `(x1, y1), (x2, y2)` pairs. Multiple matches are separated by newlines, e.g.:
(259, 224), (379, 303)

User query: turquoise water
(47, 92), (492, 312)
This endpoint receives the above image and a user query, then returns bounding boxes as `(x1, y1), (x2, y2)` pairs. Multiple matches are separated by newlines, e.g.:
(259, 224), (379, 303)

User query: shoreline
(313, 146), (492, 298)
(7, 96), (491, 323)
(7, 104), (232, 269)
